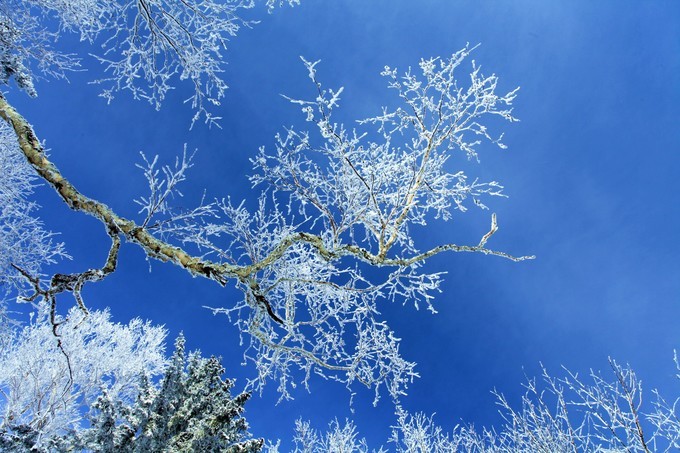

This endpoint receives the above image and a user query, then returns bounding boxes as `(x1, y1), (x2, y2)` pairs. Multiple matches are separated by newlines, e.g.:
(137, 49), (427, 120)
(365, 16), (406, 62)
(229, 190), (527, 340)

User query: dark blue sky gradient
(10, 0), (680, 447)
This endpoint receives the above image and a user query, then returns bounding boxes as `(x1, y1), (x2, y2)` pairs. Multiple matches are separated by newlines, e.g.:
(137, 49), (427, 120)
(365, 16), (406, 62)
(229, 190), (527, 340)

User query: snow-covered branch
(0, 0), (298, 123)
(286, 355), (680, 452)
(0, 120), (68, 301)
(0, 46), (531, 403)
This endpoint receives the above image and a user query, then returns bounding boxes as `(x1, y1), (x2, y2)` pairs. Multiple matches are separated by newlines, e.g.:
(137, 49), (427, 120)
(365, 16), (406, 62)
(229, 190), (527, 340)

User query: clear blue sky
(11, 0), (680, 447)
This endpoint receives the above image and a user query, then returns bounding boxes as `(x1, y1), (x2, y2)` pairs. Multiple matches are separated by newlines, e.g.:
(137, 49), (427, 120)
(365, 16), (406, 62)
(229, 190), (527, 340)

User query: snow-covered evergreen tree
(81, 334), (263, 452)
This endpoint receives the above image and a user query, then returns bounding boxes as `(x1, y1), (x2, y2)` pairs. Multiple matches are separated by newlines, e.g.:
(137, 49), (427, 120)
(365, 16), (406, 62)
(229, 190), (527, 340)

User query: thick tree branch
(0, 93), (531, 331)
(0, 93), (241, 282)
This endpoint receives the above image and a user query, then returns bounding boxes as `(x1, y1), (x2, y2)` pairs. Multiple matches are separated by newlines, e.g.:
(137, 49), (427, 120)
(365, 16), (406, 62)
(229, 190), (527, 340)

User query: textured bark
(0, 93), (240, 284)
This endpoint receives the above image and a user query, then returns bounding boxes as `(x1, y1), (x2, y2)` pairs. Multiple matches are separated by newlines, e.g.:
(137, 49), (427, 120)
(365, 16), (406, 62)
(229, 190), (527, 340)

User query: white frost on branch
(1, 0), (530, 407)
(133, 46), (528, 404)
(265, 0), (301, 13)
(134, 148), (218, 236)
(287, 355), (680, 452)
(288, 418), (376, 453)
(0, 0), (298, 124)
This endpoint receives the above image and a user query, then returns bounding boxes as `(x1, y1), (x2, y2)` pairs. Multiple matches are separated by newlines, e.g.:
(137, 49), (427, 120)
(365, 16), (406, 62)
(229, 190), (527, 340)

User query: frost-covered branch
(209, 48), (530, 401)
(260, 47), (519, 260)
(11, 225), (120, 342)
(0, 46), (532, 404)
(287, 355), (679, 452)
(284, 418), (375, 453)
(0, 0), (298, 123)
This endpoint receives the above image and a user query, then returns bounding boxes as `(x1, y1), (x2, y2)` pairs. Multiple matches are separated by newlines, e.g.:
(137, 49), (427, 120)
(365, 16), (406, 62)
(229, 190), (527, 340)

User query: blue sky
(11, 0), (680, 447)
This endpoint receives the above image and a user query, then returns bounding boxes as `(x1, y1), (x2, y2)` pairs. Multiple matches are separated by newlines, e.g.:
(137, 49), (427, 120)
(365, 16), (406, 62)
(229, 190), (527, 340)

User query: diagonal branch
(0, 93), (532, 330)
(0, 93), (241, 282)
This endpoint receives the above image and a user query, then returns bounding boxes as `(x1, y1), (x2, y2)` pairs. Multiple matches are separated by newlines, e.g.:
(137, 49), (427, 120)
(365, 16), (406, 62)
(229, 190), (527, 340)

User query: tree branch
(0, 93), (241, 283)
(0, 92), (532, 336)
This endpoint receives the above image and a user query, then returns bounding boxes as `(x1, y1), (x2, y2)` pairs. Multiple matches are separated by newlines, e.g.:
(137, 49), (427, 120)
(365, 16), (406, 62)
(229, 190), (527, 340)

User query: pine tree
(81, 335), (263, 452)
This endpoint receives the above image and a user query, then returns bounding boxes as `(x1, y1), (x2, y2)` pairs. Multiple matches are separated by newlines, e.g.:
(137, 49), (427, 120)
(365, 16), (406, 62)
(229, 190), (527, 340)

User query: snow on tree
(0, 327), (263, 452)
(0, 305), (167, 450)
(196, 50), (530, 402)
(284, 355), (680, 452)
(0, 0), (533, 404)
(1, 2), (676, 452)
(286, 418), (377, 453)
(77, 334), (264, 452)
(0, 0), (299, 123)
